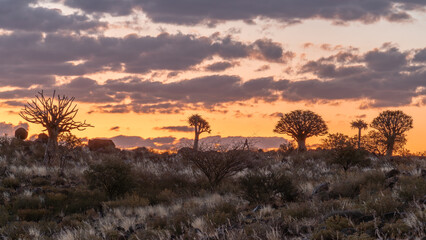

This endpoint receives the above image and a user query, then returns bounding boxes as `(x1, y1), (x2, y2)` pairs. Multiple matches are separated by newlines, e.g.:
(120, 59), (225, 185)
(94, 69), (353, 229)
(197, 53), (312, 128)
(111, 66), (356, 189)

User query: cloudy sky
(0, 0), (425, 151)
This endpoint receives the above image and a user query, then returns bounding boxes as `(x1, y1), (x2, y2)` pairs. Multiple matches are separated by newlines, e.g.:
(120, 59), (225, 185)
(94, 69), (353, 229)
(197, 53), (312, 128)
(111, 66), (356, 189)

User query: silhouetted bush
(205, 201), (239, 227)
(2, 177), (20, 189)
(240, 170), (298, 204)
(397, 175), (426, 202)
(181, 149), (252, 190)
(84, 159), (135, 199)
(330, 171), (385, 199)
(14, 128), (28, 140)
(17, 209), (50, 222)
(64, 189), (107, 214)
(327, 146), (370, 172)
(104, 193), (149, 208)
(362, 189), (403, 216)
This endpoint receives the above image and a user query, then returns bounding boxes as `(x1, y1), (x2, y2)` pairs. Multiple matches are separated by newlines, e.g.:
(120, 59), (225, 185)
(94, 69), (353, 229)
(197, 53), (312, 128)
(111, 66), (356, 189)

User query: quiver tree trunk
(358, 128), (362, 149)
(193, 131), (199, 151)
(44, 130), (59, 165)
(297, 138), (307, 152)
(386, 141), (395, 157)
(385, 135), (396, 157)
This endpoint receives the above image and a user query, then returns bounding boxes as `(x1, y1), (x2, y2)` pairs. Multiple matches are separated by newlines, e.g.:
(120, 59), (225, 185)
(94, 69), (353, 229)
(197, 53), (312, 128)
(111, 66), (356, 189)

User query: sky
(0, 0), (425, 152)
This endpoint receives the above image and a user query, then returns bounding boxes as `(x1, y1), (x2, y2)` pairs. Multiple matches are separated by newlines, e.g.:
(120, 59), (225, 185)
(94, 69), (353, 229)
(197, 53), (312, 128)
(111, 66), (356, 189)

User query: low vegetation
(0, 135), (424, 240)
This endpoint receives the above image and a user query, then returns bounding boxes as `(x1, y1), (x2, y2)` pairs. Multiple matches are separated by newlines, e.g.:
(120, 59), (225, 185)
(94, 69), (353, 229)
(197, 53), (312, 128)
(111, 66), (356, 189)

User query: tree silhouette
(370, 110), (413, 157)
(322, 133), (353, 150)
(274, 110), (328, 151)
(188, 114), (211, 151)
(363, 130), (406, 156)
(20, 91), (92, 164)
(350, 119), (368, 149)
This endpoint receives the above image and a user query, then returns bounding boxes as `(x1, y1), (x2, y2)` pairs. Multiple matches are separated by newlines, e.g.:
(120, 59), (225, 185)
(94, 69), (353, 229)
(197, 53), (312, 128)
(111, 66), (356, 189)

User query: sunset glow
(1, 1), (425, 153)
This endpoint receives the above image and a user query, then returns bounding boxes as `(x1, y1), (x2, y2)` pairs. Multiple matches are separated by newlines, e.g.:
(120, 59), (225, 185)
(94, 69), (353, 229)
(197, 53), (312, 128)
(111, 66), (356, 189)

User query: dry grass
(0, 141), (424, 239)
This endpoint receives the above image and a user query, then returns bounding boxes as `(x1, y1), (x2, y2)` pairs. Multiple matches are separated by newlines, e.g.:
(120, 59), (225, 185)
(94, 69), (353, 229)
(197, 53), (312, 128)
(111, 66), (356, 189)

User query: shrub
(2, 177), (20, 189)
(65, 189), (107, 214)
(330, 171), (385, 199)
(13, 196), (43, 210)
(327, 146), (370, 172)
(312, 215), (353, 240)
(283, 202), (316, 219)
(362, 190), (403, 216)
(17, 209), (50, 222)
(104, 194), (149, 208)
(397, 176), (426, 202)
(156, 189), (178, 204)
(240, 170), (298, 204)
(382, 219), (411, 238)
(329, 180), (361, 199)
(205, 201), (238, 227)
(0, 206), (9, 226)
(181, 149), (252, 190)
(84, 159), (136, 199)
(31, 177), (50, 187)
(322, 133), (354, 150)
(44, 193), (68, 212)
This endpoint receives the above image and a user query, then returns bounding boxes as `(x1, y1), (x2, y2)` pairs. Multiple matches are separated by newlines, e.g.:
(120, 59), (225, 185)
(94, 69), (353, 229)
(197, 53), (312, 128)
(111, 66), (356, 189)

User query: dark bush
(84, 159), (136, 199)
(2, 177), (20, 189)
(397, 175), (426, 202)
(181, 149), (252, 190)
(327, 146), (370, 172)
(14, 128), (28, 140)
(17, 209), (50, 222)
(64, 189), (107, 214)
(240, 170), (298, 204)
(330, 171), (385, 199)
(13, 196), (43, 210)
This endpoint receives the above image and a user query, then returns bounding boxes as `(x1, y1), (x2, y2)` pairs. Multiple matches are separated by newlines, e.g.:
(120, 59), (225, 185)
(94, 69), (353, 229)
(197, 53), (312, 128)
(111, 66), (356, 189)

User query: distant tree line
(19, 91), (414, 167)
(188, 109), (413, 157)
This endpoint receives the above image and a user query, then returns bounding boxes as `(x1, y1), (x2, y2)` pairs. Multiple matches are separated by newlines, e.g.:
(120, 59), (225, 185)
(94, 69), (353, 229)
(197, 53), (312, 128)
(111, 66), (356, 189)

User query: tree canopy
(20, 91), (92, 164)
(274, 110), (328, 151)
(188, 114), (211, 151)
(370, 110), (413, 156)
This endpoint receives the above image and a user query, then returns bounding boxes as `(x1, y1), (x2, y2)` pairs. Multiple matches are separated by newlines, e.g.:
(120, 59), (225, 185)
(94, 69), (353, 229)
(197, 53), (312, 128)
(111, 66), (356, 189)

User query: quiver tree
(351, 119), (368, 149)
(274, 110), (328, 151)
(364, 130), (406, 156)
(188, 114), (211, 151)
(20, 91), (92, 165)
(370, 110), (413, 157)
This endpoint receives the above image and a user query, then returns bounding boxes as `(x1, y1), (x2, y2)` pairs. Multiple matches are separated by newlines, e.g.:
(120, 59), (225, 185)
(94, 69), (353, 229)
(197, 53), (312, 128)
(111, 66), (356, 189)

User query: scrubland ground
(0, 137), (425, 240)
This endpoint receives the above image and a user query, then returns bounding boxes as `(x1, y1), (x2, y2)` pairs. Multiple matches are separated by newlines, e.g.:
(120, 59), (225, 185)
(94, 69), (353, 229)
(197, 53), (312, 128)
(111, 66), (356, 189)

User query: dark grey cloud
(154, 126), (193, 132)
(167, 71), (180, 78)
(413, 48), (426, 62)
(103, 75), (280, 109)
(0, 39), (424, 112)
(0, 0), (104, 32)
(256, 65), (270, 72)
(269, 112), (283, 118)
(109, 135), (288, 150)
(254, 39), (287, 62)
(364, 47), (408, 72)
(0, 32), (290, 87)
(152, 136), (175, 144)
(64, 0), (135, 16)
(63, 0), (424, 25)
(110, 126), (120, 131)
(292, 45), (426, 107)
(205, 61), (236, 72)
